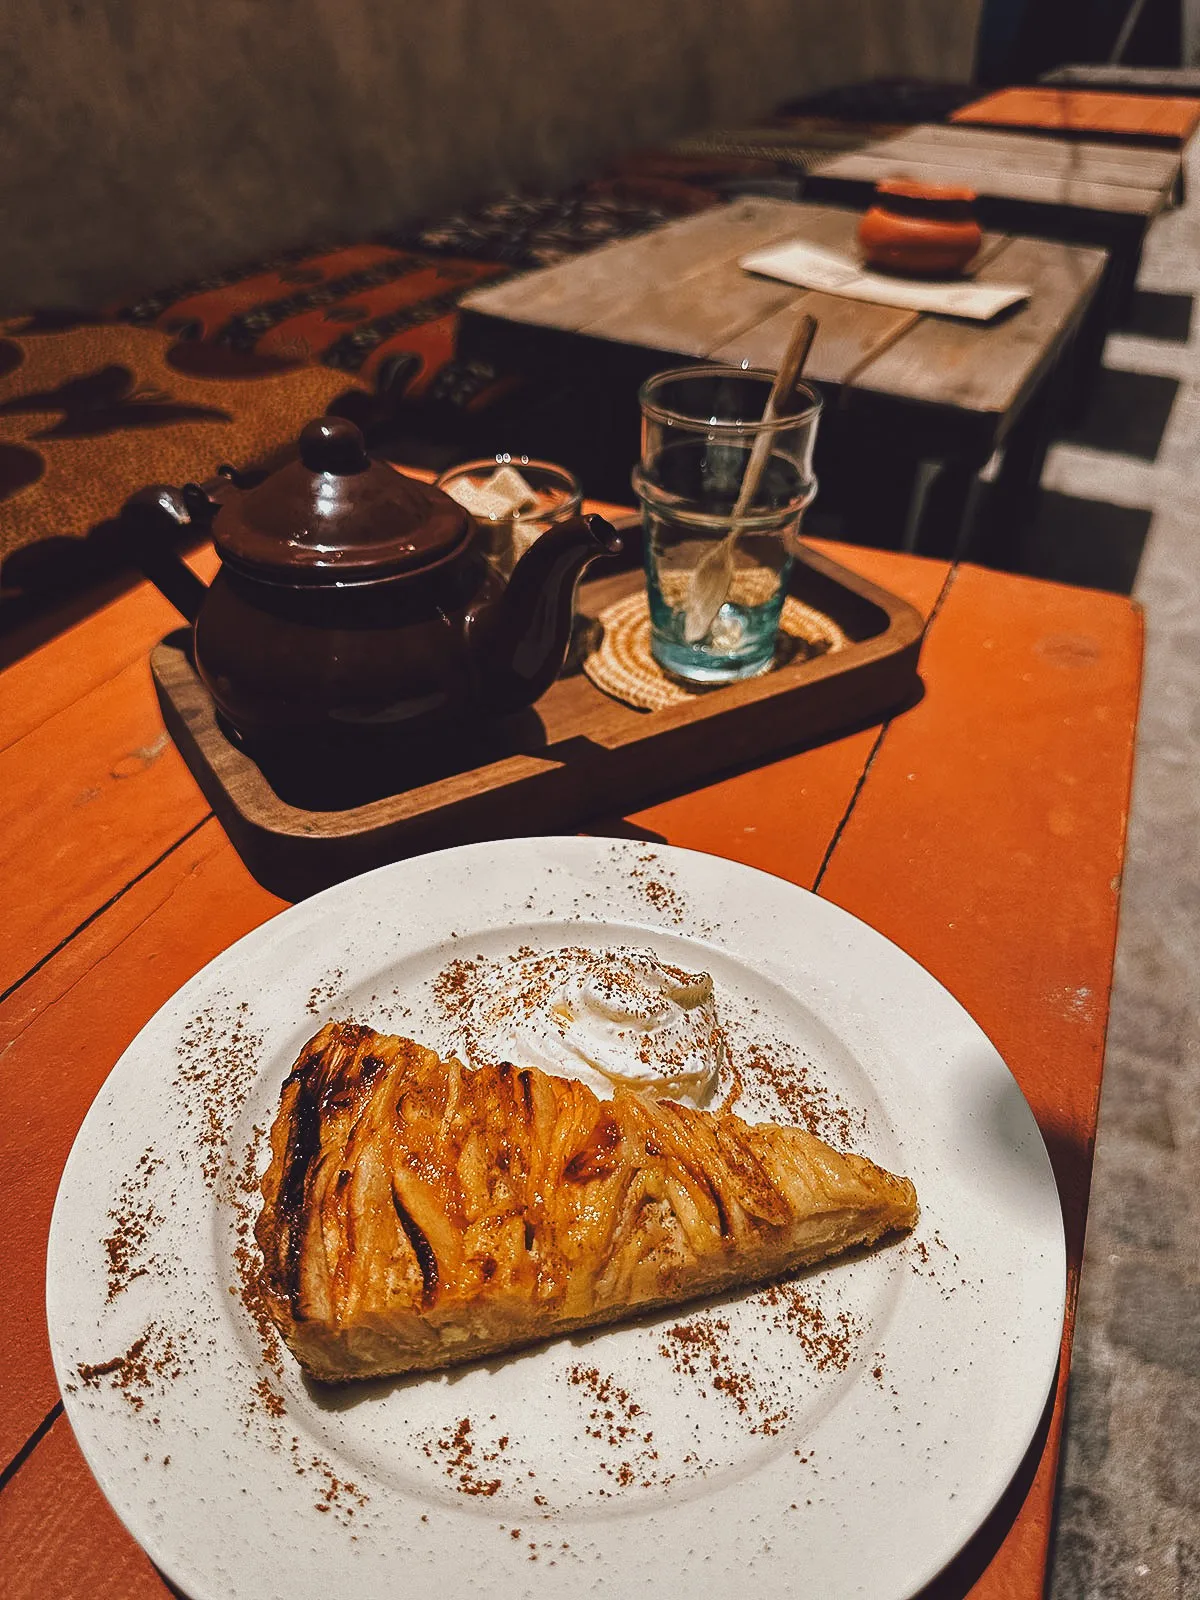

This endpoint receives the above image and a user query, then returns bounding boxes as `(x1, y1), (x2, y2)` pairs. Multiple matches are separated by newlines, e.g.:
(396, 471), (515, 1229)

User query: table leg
(969, 347), (1074, 569)
(910, 453), (989, 560)
(1062, 216), (1147, 420)
(835, 413), (924, 550)
(1111, 218), (1150, 327)
(1066, 278), (1112, 425)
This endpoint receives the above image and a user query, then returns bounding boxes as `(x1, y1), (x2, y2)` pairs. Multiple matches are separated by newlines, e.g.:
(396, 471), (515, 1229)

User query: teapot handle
(121, 482), (219, 624)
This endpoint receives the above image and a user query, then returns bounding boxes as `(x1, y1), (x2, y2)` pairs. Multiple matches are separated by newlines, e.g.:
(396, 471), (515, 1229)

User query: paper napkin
(740, 240), (1029, 321)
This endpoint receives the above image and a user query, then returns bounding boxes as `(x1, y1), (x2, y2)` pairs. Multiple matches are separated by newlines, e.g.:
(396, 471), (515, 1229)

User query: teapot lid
(213, 417), (472, 582)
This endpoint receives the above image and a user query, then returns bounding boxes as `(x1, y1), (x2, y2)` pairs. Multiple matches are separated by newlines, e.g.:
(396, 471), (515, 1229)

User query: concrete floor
(1034, 147), (1200, 1600)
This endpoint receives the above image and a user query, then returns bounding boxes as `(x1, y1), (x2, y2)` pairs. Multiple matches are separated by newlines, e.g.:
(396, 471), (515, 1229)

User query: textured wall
(0, 0), (981, 313)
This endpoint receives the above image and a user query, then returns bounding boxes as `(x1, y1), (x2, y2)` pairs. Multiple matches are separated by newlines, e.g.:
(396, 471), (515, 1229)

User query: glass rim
(435, 454), (581, 489)
(434, 455), (583, 522)
(638, 364), (823, 431)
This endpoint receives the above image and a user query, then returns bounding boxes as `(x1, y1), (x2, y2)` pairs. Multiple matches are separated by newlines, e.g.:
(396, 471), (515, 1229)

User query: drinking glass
(633, 366), (821, 683)
(436, 455), (583, 578)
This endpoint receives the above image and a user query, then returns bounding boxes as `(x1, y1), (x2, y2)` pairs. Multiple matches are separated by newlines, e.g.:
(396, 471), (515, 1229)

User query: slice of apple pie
(255, 1022), (917, 1382)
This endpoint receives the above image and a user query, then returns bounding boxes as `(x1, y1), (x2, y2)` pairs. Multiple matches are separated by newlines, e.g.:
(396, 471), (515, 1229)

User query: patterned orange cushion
(0, 184), (714, 569)
(118, 244), (511, 395)
(0, 318), (362, 563)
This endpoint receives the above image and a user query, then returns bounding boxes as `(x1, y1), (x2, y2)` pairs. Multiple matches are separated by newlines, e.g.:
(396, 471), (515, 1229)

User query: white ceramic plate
(48, 837), (1064, 1600)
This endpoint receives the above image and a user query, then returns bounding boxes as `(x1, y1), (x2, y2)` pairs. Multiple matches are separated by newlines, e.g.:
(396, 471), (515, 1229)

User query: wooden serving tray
(151, 540), (924, 898)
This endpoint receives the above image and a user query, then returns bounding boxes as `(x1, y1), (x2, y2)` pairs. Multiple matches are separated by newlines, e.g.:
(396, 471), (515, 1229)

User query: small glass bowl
(436, 455), (583, 576)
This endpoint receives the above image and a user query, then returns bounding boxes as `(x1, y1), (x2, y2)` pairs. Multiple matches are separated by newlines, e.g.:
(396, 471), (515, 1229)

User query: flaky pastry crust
(255, 1023), (918, 1382)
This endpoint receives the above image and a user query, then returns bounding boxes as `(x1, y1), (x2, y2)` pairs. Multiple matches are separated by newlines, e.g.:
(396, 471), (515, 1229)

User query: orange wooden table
(0, 531), (1142, 1599)
(951, 86), (1200, 149)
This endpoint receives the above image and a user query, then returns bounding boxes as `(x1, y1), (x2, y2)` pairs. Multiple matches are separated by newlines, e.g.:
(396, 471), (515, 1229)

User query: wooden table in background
(950, 86), (1200, 150)
(0, 523), (1142, 1599)
(806, 121), (1180, 320)
(461, 199), (1107, 555)
(1041, 64), (1200, 97)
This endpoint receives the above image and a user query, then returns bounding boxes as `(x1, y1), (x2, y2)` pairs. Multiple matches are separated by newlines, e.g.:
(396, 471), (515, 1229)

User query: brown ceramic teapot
(144, 418), (621, 745)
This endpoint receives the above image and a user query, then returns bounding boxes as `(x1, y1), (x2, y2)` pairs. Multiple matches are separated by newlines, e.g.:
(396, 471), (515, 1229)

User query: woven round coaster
(582, 589), (848, 712)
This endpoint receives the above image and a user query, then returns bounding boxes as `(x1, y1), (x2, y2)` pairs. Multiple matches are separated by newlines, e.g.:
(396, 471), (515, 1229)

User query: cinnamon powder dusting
(659, 1316), (789, 1436)
(420, 1417), (506, 1497)
(227, 1121), (286, 1389)
(565, 1365), (671, 1490)
(901, 1229), (964, 1299)
(306, 969), (346, 1017)
(628, 852), (688, 926)
(758, 1280), (860, 1370)
(306, 1448), (368, 1520)
(76, 1322), (188, 1417)
(733, 1041), (863, 1148)
(658, 1282), (863, 1437)
(174, 1002), (264, 1189)
(102, 1147), (164, 1302)
(430, 955), (494, 1059)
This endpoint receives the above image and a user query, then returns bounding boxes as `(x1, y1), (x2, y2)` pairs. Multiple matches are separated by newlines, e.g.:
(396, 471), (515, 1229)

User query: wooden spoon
(682, 312), (819, 645)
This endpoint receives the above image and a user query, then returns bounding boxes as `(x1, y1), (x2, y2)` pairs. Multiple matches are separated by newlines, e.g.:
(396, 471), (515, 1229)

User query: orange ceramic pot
(858, 178), (982, 278)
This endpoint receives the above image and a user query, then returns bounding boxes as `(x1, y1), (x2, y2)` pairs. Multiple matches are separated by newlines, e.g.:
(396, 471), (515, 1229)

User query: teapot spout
(467, 513), (623, 714)
(122, 481), (219, 624)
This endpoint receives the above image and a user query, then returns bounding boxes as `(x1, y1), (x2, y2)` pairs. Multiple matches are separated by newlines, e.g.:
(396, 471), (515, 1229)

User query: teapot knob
(299, 416), (370, 475)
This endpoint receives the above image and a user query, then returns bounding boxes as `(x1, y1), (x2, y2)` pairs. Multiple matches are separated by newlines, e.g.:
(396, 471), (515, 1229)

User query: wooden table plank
(0, 548), (216, 757)
(819, 559), (1140, 1250)
(634, 199), (911, 381)
(805, 123), (1172, 370)
(460, 196), (1104, 552)
(0, 1414), (168, 1600)
(458, 198), (809, 332)
(0, 658), (213, 998)
(815, 561), (1142, 1596)
(882, 121), (1181, 187)
(580, 253), (800, 357)
(819, 561), (1139, 1118)
(0, 587), (181, 758)
(464, 198), (1091, 437)
(0, 547), (219, 997)
(1042, 64), (1200, 96)
(951, 87), (1200, 146)
(808, 149), (1166, 218)
(709, 287), (917, 382)
(852, 235), (1107, 423)
(572, 204), (872, 355)
(709, 222), (1007, 385)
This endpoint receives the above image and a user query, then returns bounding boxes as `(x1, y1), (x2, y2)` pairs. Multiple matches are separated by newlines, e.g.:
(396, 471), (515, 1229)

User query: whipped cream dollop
(451, 947), (725, 1106)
